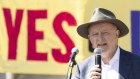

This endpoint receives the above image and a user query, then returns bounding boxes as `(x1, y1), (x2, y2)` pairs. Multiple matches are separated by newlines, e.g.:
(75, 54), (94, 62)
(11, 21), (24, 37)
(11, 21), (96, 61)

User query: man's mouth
(97, 43), (107, 47)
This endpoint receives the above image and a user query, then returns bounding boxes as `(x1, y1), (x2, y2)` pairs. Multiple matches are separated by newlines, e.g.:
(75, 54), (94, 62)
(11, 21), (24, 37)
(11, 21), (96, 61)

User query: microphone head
(94, 48), (102, 55)
(69, 47), (79, 66)
(94, 48), (102, 69)
(71, 47), (79, 54)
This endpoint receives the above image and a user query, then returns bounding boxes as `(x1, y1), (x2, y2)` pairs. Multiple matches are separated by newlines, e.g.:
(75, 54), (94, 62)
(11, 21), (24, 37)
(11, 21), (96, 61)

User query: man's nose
(97, 34), (104, 42)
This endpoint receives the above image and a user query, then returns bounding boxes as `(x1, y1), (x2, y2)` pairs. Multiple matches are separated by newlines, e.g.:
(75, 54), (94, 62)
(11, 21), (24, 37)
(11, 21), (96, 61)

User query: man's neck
(101, 46), (118, 64)
(102, 53), (114, 64)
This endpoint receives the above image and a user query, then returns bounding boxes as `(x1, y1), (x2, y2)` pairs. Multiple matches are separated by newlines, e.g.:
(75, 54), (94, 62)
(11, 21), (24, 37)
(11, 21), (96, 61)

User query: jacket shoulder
(78, 55), (94, 68)
(120, 48), (140, 61)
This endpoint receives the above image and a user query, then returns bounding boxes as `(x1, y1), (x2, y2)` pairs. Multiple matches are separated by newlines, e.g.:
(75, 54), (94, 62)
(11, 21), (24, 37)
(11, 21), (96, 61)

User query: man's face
(88, 22), (120, 54)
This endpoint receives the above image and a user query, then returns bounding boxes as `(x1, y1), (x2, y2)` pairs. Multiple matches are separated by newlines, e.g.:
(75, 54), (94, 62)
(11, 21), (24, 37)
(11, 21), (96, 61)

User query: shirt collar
(109, 46), (120, 65)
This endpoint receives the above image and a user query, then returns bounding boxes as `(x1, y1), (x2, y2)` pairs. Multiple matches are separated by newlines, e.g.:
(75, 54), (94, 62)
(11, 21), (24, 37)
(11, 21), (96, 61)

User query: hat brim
(77, 19), (129, 39)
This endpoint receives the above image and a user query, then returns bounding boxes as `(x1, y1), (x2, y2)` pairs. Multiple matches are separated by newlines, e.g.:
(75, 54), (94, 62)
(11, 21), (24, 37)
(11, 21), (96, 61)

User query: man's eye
(103, 32), (109, 35)
(92, 33), (98, 36)
(103, 32), (107, 34)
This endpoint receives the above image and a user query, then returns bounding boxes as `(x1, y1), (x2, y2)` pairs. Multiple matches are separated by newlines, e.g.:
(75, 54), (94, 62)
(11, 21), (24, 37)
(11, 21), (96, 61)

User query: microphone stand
(66, 59), (77, 79)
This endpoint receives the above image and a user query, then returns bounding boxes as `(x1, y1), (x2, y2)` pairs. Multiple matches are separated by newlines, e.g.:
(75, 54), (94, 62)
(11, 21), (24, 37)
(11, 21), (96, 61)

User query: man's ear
(116, 30), (120, 37)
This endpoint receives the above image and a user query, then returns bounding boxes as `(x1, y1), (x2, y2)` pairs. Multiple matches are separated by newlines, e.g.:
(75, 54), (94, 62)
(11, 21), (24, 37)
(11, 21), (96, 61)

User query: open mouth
(97, 43), (107, 47)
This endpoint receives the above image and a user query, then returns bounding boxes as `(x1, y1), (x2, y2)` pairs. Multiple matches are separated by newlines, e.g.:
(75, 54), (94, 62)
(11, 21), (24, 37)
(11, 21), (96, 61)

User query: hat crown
(89, 8), (116, 22)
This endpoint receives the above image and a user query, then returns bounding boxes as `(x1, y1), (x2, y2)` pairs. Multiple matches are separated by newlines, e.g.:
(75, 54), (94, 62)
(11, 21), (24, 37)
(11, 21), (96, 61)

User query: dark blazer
(74, 48), (140, 79)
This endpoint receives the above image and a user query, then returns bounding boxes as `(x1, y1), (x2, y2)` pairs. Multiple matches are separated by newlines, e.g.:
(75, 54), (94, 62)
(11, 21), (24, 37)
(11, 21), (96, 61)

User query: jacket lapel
(119, 49), (132, 79)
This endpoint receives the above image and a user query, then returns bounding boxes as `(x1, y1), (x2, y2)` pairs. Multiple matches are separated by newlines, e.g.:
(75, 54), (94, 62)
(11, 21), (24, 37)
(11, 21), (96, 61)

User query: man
(74, 8), (140, 79)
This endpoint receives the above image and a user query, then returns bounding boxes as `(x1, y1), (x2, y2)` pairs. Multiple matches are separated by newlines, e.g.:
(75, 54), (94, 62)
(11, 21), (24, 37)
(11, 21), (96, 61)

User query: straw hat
(77, 8), (129, 39)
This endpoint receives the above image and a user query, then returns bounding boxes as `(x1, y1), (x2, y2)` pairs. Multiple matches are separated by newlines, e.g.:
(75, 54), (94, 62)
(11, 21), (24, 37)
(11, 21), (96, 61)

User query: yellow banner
(0, 0), (87, 75)
(0, 0), (140, 75)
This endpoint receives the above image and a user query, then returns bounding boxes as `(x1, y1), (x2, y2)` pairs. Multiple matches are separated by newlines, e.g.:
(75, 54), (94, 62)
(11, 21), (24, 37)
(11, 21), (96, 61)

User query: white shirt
(102, 46), (120, 79)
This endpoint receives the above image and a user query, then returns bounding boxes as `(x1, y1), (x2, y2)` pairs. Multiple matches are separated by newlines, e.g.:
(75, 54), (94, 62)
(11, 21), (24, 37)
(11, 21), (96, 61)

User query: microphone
(69, 48), (79, 66)
(66, 48), (79, 79)
(94, 48), (102, 77)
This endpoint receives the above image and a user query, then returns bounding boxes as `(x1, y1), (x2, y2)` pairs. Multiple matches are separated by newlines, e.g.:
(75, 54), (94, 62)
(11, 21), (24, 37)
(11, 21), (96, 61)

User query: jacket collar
(119, 48), (132, 79)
